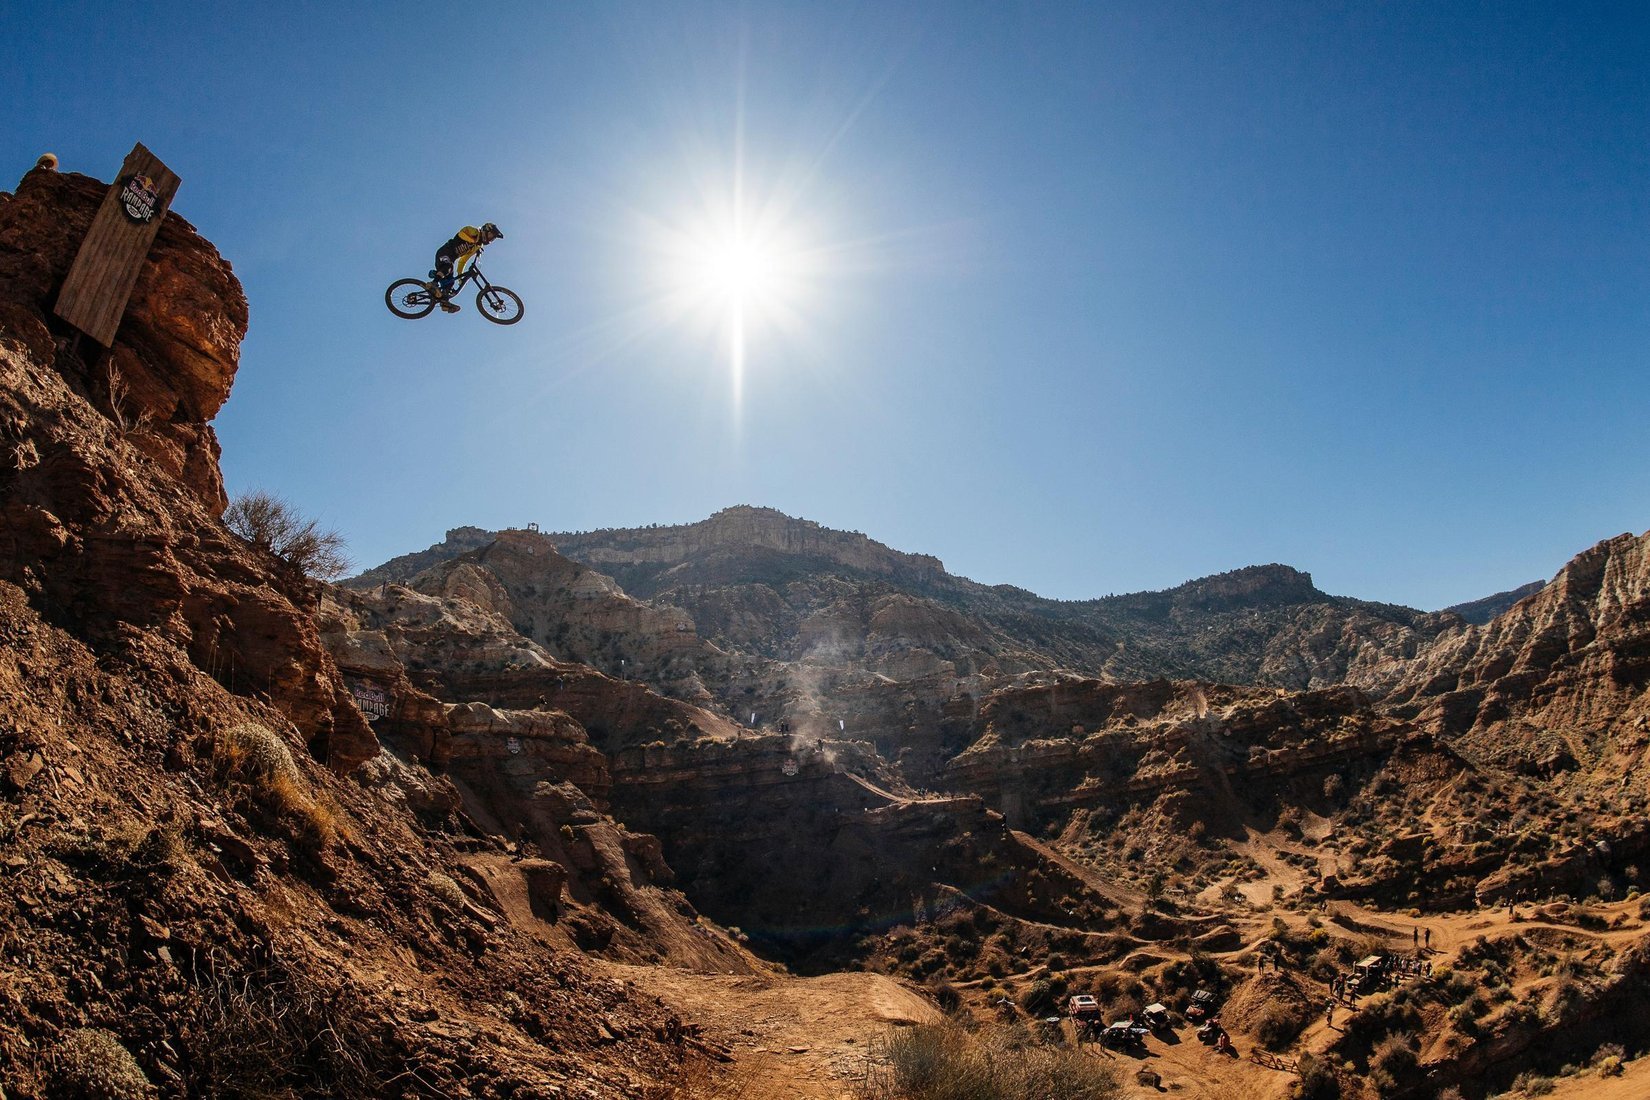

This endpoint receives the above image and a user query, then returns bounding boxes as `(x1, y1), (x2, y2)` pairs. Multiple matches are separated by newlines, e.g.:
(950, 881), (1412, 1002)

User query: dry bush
(214, 723), (338, 851)
(428, 872), (469, 910)
(859, 1019), (1121, 1100)
(1370, 1032), (1419, 1096)
(181, 965), (402, 1098)
(1296, 1051), (1341, 1100)
(219, 722), (301, 785)
(49, 1027), (155, 1100)
(224, 490), (351, 579)
(1253, 1001), (1308, 1051)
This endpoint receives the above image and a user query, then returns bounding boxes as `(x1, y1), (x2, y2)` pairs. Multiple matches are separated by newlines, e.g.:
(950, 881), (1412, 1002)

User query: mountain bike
(385, 256), (524, 325)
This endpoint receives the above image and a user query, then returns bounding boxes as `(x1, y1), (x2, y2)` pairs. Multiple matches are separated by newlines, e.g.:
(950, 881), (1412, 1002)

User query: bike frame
(449, 261), (498, 294)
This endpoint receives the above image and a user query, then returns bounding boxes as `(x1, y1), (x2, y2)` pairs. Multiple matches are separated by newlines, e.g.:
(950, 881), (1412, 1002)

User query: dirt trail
(1543, 1056), (1650, 1099)
(842, 769), (904, 805)
(1012, 830), (1139, 908)
(606, 963), (940, 1099)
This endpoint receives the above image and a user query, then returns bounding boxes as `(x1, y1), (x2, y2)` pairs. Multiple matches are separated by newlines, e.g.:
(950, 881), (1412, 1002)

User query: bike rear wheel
(476, 284), (524, 325)
(386, 278), (436, 319)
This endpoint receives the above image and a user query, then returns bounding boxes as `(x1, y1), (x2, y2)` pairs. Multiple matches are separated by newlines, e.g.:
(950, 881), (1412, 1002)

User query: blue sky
(5, 1), (1647, 609)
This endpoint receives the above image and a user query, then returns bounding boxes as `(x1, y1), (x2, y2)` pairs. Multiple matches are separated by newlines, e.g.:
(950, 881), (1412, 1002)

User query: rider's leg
(431, 251), (461, 312)
(432, 250), (458, 295)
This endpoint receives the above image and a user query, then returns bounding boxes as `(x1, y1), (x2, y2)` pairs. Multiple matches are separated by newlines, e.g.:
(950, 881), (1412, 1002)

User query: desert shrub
(870, 1019), (1121, 1100)
(218, 722), (301, 785)
(214, 723), (338, 851)
(428, 872), (468, 910)
(181, 965), (400, 1097)
(1370, 1032), (1419, 1096)
(1296, 1051), (1340, 1100)
(224, 490), (351, 579)
(1508, 1071), (1554, 1096)
(1254, 1002), (1308, 1051)
(1019, 978), (1058, 1016)
(1592, 1042), (1625, 1076)
(49, 1028), (154, 1100)
(927, 977), (961, 1013)
(1103, 992), (1143, 1021)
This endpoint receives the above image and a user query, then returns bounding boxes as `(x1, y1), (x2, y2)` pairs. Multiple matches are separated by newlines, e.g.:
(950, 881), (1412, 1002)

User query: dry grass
(213, 722), (340, 851)
(180, 964), (406, 1098)
(857, 1019), (1121, 1100)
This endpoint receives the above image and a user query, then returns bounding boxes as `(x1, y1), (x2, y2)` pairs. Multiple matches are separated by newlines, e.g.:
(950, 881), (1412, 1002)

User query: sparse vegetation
(213, 722), (339, 852)
(48, 1028), (154, 1100)
(224, 490), (351, 579)
(860, 1019), (1121, 1100)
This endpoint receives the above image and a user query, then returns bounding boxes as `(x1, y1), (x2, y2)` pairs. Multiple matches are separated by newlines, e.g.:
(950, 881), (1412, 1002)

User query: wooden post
(53, 142), (182, 347)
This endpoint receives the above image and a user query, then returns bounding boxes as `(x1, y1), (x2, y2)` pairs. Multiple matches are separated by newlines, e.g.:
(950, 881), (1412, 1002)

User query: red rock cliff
(0, 161), (374, 770)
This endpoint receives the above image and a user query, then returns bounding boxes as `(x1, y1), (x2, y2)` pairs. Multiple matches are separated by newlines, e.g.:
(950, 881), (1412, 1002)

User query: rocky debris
(0, 165), (373, 774)
(0, 163), (699, 1097)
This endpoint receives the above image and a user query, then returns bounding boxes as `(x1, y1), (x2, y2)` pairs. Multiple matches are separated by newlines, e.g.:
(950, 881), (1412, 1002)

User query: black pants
(433, 245), (460, 292)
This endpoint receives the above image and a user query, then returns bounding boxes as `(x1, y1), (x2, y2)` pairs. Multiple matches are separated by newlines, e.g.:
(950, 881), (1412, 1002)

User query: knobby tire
(385, 278), (436, 319)
(476, 285), (524, 325)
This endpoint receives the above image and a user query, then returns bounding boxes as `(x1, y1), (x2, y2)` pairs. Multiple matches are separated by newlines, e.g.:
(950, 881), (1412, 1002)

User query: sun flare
(699, 236), (778, 304)
(656, 197), (816, 411)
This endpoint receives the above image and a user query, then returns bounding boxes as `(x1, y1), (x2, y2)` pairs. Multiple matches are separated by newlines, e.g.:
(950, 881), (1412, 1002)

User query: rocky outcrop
(0, 161), (701, 1095)
(551, 505), (948, 587)
(0, 164), (246, 513)
(1376, 530), (1650, 759)
(606, 734), (1114, 970)
(944, 677), (1405, 830)
(1445, 580), (1546, 626)
(0, 163), (373, 771)
(353, 510), (1462, 697)
(409, 530), (731, 702)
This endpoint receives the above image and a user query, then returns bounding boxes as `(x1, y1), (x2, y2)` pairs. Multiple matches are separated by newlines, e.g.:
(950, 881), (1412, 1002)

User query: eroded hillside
(0, 162), (711, 1098)
(6, 153), (1650, 1100)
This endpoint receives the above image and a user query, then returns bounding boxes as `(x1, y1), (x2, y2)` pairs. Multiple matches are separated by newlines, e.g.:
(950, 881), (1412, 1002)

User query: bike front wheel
(476, 285), (524, 325)
(386, 278), (436, 319)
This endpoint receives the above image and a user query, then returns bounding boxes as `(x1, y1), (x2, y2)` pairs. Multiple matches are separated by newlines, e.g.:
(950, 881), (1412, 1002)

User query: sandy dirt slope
(606, 964), (940, 1098)
(1542, 1056), (1650, 1100)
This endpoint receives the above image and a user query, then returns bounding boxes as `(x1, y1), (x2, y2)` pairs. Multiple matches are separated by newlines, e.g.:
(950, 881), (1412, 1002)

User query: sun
(699, 235), (778, 304)
(658, 197), (815, 409)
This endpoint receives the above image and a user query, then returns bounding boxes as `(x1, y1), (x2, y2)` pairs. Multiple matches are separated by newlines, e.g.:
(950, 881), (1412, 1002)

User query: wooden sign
(54, 142), (182, 346)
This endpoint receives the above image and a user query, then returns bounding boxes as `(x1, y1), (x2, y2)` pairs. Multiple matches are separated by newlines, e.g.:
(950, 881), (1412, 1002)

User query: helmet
(481, 222), (503, 241)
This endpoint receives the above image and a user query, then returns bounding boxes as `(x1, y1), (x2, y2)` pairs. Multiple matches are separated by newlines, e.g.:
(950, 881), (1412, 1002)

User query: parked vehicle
(1186, 988), (1219, 1021)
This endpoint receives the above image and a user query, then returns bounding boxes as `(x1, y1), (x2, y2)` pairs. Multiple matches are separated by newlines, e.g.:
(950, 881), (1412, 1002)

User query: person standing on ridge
(429, 222), (504, 312)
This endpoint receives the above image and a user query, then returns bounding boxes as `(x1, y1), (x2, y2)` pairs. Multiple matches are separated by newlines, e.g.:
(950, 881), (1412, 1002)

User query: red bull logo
(118, 174), (160, 224)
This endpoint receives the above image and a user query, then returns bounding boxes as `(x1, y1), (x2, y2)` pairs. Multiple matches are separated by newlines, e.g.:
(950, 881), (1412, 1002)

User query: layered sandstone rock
(1376, 530), (1650, 763)
(0, 164), (246, 512)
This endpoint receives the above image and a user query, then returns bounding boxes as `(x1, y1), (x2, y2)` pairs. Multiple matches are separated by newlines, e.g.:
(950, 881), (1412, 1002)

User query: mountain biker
(429, 222), (504, 313)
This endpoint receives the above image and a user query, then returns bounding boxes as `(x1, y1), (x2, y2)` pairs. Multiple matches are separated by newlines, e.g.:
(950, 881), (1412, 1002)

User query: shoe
(440, 302), (461, 313)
